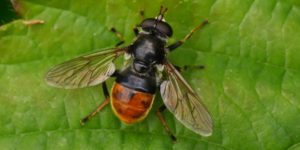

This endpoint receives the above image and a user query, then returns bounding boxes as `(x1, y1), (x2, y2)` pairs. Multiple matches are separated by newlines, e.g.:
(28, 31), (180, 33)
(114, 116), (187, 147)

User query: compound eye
(141, 18), (173, 37)
(141, 18), (156, 31)
(156, 22), (173, 37)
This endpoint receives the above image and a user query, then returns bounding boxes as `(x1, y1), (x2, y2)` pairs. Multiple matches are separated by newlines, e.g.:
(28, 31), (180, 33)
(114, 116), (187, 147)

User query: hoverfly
(45, 6), (213, 141)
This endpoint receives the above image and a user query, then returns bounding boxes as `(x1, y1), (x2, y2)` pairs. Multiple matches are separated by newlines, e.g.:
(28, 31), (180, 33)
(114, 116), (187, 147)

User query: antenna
(154, 6), (168, 28)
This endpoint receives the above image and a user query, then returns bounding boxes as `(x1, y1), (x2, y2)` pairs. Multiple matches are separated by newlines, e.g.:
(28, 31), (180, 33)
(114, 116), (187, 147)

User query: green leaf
(1, 0), (300, 149)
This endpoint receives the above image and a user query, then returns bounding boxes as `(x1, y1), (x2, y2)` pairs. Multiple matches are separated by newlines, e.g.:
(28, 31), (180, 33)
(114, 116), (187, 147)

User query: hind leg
(156, 105), (177, 142)
(80, 82), (110, 125)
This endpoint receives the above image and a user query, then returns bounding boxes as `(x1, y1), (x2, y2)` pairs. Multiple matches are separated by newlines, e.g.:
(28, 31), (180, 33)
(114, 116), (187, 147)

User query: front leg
(133, 25), (140, 36)
(133, 9), (145, 36)
(166, 19), (208, 52)
(110, 27), (125, 47)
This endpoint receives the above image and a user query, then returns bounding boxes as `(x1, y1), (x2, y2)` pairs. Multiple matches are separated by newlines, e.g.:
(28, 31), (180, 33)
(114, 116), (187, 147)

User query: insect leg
(110, 27), (125, 47)
(174, 65), (205, 72)
(80, 82), (110, 125)
(166, 19), (208, 52)
(133, 10), (145, 36)
(133, 26), (139, 36)
(156, 105), (177, 142)
(111, 70), (120, 77)
(140, 9), (145, 20)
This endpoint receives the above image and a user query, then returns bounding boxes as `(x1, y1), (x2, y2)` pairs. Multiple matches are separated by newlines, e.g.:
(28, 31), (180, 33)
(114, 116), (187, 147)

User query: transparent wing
(160, 60), (213, 136)
(45, 47), (128, 89)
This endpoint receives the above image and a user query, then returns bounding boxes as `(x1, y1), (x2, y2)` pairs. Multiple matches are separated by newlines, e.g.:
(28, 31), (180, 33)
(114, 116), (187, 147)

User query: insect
(45, 6), (213, 141)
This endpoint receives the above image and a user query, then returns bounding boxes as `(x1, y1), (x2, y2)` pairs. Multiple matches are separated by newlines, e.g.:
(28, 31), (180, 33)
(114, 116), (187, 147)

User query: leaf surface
(1, 0), (300, 149)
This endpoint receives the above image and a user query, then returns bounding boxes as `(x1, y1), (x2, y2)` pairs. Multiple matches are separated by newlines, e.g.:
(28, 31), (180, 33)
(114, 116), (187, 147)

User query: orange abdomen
(111, 82), (155, 124)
